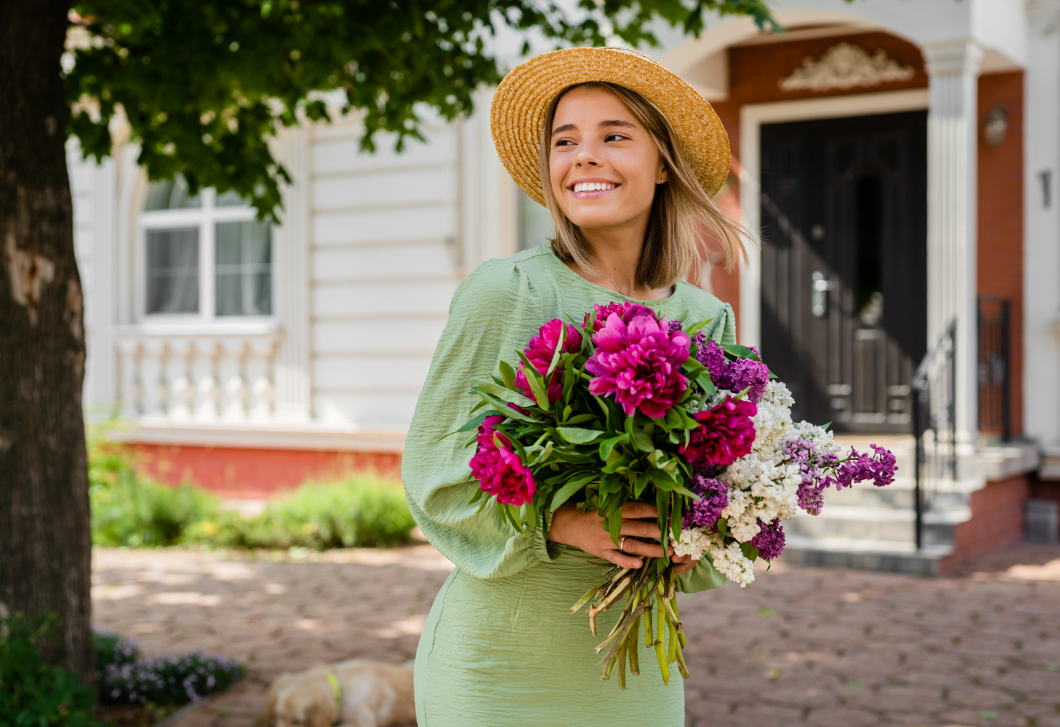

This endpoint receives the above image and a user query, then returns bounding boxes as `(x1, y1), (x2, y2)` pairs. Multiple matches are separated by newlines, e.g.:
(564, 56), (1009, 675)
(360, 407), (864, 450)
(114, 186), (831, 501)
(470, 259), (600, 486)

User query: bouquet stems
(570, 558), (686, 687)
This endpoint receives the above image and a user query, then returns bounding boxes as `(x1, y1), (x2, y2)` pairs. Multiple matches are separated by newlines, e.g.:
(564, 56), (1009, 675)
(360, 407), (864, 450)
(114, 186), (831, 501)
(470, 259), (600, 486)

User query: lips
(569, 179), (620, 196)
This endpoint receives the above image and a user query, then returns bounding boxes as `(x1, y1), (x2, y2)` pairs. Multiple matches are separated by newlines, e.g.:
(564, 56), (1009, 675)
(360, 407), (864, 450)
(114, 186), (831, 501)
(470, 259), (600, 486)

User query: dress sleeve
(402, 260), (559, 580)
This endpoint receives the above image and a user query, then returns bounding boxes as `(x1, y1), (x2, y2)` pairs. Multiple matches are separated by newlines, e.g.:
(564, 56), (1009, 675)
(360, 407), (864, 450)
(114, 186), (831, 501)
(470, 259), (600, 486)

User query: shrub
(185, 474), (416, 550)
(89, 436), (221, 547)
(99, 651), (244, 706)
(0, 614), (108, 727)
(93, 628), (140, 670)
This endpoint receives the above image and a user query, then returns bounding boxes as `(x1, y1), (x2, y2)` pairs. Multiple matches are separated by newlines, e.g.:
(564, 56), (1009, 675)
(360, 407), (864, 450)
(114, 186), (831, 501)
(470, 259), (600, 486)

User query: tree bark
(0, 0), (94, 686)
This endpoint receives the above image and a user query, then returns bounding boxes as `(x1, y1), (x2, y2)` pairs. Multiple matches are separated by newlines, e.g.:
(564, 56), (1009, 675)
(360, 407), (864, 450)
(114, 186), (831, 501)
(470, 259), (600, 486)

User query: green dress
(402, 245), (735, 726)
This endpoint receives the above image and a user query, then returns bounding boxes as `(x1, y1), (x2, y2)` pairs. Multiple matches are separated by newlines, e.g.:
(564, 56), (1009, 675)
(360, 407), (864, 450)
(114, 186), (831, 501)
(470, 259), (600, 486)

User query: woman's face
(549, 85), (667, 235)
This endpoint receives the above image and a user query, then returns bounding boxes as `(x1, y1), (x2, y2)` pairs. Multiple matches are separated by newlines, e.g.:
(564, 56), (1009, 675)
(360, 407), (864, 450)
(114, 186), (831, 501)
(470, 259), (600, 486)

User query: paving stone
(91, 542), (1060, 727)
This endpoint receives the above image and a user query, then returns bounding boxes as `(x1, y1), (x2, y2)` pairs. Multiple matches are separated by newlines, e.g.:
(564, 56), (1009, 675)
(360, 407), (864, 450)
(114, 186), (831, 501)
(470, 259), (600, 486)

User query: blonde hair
(539, 82), (751, 290)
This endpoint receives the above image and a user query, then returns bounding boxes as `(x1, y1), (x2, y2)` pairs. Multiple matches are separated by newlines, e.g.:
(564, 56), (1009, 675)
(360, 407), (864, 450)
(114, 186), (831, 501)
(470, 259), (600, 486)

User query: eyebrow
(550, 119), (637, 137)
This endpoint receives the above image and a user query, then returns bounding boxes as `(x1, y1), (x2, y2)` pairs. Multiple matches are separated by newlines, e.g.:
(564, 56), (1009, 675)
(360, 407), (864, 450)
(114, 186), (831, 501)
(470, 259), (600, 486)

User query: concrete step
(781, 534), (952, 575)
(786, 504), (969, 545)
(821, 477), (979, 510)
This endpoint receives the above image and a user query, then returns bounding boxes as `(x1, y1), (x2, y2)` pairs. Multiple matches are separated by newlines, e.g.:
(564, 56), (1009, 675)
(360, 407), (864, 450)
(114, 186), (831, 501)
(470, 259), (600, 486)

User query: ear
(656, 162), (669, 185)
(306, 697), (339, 727)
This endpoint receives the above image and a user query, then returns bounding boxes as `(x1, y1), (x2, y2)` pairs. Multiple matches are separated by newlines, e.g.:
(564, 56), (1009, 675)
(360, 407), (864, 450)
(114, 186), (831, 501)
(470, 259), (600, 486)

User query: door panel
(760, 111), (927, 432)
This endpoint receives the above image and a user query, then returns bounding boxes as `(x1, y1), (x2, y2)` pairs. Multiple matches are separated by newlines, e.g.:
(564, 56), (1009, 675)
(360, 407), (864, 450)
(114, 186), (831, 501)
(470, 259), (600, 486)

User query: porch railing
(909, 319), (957, 551)
(977, 295), (1011, 441)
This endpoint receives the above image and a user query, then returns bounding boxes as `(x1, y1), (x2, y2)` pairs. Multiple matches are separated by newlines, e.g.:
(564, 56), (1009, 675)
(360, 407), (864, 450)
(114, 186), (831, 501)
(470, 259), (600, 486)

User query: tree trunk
(0, 0), (94, 686)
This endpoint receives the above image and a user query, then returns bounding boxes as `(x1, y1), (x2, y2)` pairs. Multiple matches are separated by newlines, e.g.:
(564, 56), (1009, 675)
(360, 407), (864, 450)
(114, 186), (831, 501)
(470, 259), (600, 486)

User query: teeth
(573, 182), (617, 193)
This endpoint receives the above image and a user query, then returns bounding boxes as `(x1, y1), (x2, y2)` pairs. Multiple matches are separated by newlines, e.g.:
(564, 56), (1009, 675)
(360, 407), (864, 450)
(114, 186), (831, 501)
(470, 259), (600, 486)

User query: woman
(403, 47), (750, 725)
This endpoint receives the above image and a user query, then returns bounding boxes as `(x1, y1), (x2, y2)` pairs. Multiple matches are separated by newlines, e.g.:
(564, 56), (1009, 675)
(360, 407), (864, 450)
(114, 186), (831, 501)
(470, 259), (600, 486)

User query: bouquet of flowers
(456, 302), (897, 687)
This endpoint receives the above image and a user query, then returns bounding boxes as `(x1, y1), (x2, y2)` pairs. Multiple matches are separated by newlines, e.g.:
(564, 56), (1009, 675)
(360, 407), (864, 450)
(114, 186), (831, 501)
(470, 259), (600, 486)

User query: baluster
(219, 338), (248, 420)
(166, 339), (193, 420)
(246, 338), (276, 420)
(140, 340), (167, 417)
(117, 339), (143, 418)
(193, 338), (220, 420)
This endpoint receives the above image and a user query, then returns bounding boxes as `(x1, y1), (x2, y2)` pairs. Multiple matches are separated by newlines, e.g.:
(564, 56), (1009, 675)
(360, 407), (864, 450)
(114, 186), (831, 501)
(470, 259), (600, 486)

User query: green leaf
(724, 344), (763, 362)
(600, 473), (623, 495)
(717, 517), (729, 538)
(685, 317), (715, 338)
(563, 413), (597, 425)
(516, 351), (551, 409)
(546, 320), (566, 380)
(670, 498), (683, 541)
(498, 360), (517, 390)
(598, 434), (628, 461)
(550, 474), (597, 512)
(556, 427), (605, 444)
(478, 392), (537, 423)
(472, 380), (537, 409)
(697, 373), (718, 398)
(602, 452), (633, 474)
(631, 426), (654, 453)
(648, 468), (676, 491)
(740, 542), (760, 561)
(634, 471), (650, 498)
(441, 409), (501, 440)
(607, 507), (623, 545)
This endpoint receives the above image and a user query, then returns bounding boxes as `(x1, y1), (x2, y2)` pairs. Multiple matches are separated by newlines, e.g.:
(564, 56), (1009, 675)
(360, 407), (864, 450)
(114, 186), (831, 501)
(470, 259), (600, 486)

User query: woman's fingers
(620, 501), (658, 519)
(672, 553), (696, 575)
(619, 518), (662, 540)
(603, 548), (644, 569)
(617, 536), (669, 560)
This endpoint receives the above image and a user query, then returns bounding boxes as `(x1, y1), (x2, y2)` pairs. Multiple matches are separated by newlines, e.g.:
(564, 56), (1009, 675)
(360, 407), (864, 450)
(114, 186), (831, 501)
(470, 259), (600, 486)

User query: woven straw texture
(490, 47), (730, 207)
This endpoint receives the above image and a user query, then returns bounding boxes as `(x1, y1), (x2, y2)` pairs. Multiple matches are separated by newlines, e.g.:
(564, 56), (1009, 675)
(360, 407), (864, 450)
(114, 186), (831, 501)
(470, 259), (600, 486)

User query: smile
(570, 181), (619, 194)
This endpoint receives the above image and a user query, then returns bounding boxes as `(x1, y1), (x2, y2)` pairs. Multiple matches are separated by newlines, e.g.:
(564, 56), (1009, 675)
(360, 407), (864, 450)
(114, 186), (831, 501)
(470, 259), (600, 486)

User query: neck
(570, 219), (671, 301)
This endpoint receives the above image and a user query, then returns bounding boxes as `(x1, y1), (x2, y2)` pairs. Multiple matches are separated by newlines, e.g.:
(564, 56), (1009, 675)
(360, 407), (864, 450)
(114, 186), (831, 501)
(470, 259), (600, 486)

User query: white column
(1025, 2), (1060, 446)
(923, 40), (984, 442)
(271, 127), (312, 422)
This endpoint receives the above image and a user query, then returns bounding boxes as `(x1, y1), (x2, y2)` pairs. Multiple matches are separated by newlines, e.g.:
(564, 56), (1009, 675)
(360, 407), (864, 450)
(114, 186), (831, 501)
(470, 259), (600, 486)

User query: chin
(564, 207), (628, 231)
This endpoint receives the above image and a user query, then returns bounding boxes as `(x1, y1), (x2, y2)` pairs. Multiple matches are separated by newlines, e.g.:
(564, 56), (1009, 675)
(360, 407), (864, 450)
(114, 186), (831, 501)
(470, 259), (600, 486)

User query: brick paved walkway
(91, 544), (1060, 727)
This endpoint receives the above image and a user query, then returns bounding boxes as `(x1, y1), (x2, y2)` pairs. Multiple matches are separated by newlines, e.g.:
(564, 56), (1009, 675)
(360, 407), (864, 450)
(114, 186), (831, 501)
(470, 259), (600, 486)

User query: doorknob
(811, 271), (834, 318)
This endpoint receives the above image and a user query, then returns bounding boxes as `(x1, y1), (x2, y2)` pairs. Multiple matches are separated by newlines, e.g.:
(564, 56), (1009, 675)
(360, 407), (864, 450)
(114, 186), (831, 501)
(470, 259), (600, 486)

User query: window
(141, 176), (273, 320)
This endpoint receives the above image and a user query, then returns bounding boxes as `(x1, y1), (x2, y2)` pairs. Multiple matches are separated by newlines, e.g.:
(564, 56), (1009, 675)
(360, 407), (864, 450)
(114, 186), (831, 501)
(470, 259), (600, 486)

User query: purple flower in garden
(697, 340), (769, 403)
(514, 318), (583, 404)
(751, 518), (786, 561)
(586, 312), (690, 418)
(469, 416), (536, 506)
(797, 484), (826, 516)
(683, 474), (729, 528)
(585, 301), (653, 332)
(836, 445), (898, 489)
(680, 396), (757, 467)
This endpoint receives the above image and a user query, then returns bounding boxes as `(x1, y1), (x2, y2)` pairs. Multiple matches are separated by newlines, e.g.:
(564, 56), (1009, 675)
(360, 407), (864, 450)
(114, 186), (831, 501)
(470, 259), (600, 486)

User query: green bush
(0, 614), (108, 727)
(88, 432), (415, 550)
(89, 433), (222, 547)
(185, 474), (416, 550)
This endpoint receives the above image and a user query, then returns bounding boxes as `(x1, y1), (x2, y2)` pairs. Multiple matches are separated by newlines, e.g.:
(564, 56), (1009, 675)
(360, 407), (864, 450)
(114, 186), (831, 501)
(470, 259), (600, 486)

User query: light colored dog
(265, 659), (415, 727)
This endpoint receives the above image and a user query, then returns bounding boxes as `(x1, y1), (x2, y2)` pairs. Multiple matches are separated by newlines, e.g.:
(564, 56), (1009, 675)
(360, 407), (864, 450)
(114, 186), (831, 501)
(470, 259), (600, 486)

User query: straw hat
(490, 46), (730, 207)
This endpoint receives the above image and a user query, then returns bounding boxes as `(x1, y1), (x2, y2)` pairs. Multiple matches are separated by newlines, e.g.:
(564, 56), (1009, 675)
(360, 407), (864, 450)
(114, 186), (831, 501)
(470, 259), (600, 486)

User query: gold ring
(619, 537), (626, 552)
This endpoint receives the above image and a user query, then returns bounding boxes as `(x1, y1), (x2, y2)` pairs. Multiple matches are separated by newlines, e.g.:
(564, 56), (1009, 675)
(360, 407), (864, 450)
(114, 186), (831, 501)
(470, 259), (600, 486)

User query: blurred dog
(266, 659), (415, 727)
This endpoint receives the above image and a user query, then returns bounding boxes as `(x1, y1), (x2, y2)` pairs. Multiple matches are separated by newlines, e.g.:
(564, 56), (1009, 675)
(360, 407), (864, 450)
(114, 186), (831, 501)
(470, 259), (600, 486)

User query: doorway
(759, 110), (927, 432)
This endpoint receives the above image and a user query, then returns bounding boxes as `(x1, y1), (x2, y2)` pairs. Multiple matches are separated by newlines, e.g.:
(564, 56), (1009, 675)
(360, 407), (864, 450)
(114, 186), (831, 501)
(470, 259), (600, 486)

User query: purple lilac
(751, 518), (786, 561)
(836, 444), (898, 489)
(683, 474), (729, 528)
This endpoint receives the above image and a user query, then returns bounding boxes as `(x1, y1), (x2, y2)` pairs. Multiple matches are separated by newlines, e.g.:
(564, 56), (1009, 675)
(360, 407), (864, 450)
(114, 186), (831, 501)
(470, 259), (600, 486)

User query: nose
(574, 139), (602, 167)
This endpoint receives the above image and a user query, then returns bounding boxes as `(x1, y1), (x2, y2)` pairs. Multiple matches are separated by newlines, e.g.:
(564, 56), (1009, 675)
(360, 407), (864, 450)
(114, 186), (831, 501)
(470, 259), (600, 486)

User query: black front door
(759, 111), (927, 432)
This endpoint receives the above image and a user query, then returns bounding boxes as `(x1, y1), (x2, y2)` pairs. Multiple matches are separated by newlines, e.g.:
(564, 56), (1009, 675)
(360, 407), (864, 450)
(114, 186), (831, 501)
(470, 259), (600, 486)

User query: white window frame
(138, 187), (277, 327)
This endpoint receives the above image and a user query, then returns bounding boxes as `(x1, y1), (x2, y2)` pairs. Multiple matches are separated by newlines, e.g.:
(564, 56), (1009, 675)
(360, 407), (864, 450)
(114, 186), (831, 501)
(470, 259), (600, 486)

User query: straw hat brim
(490, 47), (730, 207)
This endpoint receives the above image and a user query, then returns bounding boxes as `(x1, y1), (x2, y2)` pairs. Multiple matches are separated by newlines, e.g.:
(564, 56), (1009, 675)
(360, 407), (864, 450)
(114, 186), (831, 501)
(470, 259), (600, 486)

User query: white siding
(308, 125), (461, 428)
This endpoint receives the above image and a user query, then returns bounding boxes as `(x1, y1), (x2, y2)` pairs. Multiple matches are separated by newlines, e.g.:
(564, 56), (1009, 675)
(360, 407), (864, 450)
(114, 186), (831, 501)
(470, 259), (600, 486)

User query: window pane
(144, 176), (201, 211)
(518, 189), (553, 251)
(146, 228), (199, 314)
(214, 188), (248, 207)
(215, 220), (272, 316)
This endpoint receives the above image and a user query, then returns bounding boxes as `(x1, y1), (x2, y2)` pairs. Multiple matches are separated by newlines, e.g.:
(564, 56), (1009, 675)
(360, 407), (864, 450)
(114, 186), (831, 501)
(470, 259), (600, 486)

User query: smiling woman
(403, 47), (751, 726)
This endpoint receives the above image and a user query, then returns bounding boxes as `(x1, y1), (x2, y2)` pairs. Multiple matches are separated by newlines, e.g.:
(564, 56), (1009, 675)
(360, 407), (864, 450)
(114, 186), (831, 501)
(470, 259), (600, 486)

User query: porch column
(923, 41), (983, 441)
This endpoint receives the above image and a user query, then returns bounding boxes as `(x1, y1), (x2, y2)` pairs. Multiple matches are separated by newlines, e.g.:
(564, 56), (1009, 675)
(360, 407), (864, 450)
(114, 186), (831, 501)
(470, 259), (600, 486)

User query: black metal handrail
(977, 295), (1011, 441)
(909, 319), (957, 551)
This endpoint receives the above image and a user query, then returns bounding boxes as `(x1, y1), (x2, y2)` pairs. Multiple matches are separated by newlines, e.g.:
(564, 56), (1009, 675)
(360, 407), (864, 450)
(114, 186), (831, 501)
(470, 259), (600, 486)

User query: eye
(605, 133), (628, 142)
(554, 139), (575, 147)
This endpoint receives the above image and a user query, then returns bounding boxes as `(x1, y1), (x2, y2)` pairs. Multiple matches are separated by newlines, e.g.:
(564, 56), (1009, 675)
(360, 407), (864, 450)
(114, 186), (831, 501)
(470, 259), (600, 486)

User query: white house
(73, 0), (1060, 571)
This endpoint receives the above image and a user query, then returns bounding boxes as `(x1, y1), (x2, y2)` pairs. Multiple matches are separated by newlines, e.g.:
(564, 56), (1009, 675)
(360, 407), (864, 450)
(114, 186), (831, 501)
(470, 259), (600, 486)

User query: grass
(88, 433), (415, 551)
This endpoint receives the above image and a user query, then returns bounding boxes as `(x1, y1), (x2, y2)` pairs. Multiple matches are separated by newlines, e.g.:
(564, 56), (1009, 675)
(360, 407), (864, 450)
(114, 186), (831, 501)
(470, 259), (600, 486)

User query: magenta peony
(515, 318), (583, 404)
(586, 312), (691, 418)
(469, 416), (536, 506)
(585, 301), (653, 332)
(679, 396), (757, 467)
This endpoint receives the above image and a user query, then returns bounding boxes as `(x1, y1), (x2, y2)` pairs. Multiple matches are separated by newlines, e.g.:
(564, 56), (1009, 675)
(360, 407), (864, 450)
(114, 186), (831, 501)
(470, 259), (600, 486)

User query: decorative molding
(779, 43), (915, 92)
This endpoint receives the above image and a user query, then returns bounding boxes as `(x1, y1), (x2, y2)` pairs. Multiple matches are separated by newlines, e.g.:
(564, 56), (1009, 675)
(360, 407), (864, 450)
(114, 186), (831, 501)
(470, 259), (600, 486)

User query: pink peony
(679, 396), (757, 467)
(584, 301), (653, 332)
(515, 318), (583, 405)
(585, 312), (690, 418)
(469, 416), (536, 506)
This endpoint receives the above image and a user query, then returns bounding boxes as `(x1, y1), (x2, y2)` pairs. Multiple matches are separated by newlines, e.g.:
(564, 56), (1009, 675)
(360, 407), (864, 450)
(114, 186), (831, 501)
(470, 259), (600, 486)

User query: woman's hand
(547, 502), (698, 574)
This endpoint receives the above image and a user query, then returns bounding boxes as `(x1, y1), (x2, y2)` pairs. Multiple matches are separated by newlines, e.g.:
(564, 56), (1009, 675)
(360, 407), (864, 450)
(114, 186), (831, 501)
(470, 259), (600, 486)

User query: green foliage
(184, 474), (416, 550)
(64, 0), (776, 222)
(89, 437), (221, 547)
(0, 614), (108, 727)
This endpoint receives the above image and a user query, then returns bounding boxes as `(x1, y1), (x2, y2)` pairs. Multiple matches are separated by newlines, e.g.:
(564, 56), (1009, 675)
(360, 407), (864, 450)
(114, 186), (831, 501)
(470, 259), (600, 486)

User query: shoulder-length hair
(538, 82), (751, 290)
